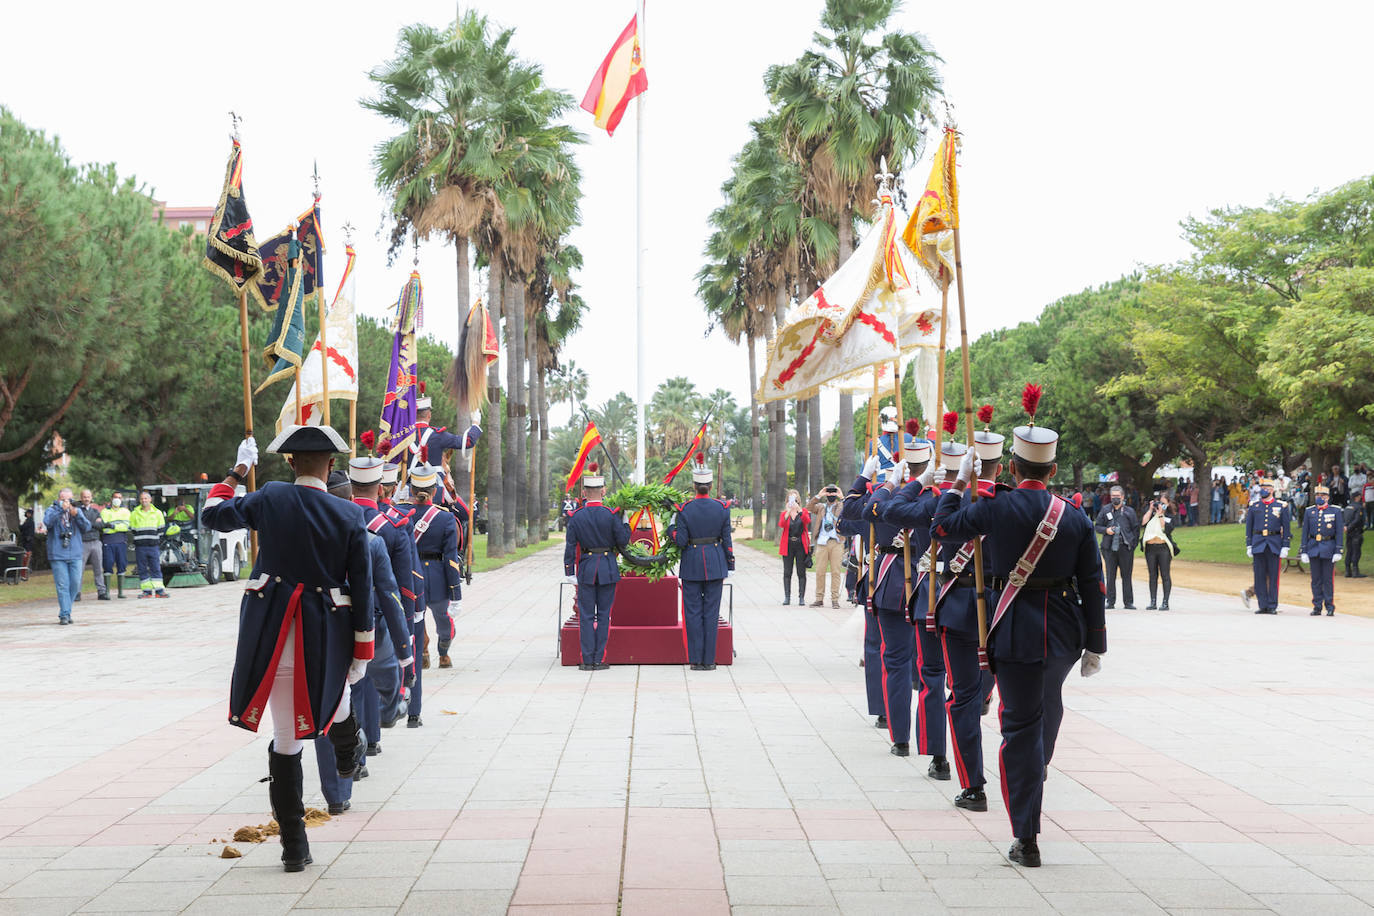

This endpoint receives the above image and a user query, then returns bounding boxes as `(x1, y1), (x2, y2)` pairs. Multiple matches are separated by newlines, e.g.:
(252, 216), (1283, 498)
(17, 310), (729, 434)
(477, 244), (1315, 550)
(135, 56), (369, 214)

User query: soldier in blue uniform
(932, 390), (1106, 868)
(669, 455), (734, 670)
(923, 425), (1006, 812)
(1244, 477), (1291, 615)
(410, 393), (481, 484)
(200, 426), (374, 873)
(348, 457), (415, 749)
(403, 463), (461, 725)
(563, 463), (631, 670)
(1300, 484), (1342, 616)
(867, 426), (934, 760)
(841, 452), (887, 728)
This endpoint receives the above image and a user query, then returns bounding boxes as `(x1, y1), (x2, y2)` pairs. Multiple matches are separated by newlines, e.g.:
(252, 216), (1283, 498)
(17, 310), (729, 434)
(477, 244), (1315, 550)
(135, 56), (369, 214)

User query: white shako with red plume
(973, 403), (1005, 462)
(691, 452), (713, 485)
(583, 461), (605, 488)
(939, 411), (967, 471)
(904, 419), (932, 464)
(415, 380), (432, 411)
(1012, 384), (1057, 463)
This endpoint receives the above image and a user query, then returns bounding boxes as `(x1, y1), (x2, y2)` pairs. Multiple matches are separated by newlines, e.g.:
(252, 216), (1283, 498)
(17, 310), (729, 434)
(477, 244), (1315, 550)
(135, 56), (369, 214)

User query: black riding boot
(327, 709), (366, 780)
(267, 745), (312, 872)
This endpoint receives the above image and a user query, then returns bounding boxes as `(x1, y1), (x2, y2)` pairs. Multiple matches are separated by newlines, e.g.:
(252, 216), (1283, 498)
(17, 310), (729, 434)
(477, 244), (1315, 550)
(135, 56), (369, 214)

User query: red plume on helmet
(419, 381), (426, 396)
(587, 462), (599, 473)
(1022, 383), (1043, 424)
(904, 418), (921, 437)
(977, 404), (994, 425)
(359, 429), (376, 451)
(942, 411), (959, 435)
(694, 452), (706, 467)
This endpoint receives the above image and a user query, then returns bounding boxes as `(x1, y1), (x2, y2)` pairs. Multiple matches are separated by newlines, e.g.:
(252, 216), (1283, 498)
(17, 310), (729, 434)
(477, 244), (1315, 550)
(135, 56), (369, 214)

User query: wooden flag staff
(925, 281), (950, 633)
(235, 283), (258, 561)
(952, 222), (990, 667)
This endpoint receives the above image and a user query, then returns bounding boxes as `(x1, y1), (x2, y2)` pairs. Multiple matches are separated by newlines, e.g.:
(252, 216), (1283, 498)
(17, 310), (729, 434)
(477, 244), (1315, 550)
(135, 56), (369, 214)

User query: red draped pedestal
(559, 576), (734, 665)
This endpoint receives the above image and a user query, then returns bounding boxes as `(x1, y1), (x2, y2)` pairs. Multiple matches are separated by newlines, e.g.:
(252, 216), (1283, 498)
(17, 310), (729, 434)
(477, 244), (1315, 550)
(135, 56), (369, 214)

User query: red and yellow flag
(580, 15), (647, 137)
(663, 423), (707, 485)
(565, 422), (604, 492)
(902, 128), (959, 289)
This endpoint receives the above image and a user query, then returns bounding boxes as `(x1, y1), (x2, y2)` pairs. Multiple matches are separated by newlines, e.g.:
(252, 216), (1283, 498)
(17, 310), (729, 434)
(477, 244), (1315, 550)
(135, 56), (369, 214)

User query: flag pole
(633, 0), (647, 485)
(953, 222), (990, 669)
(349, 401), (356, 458)
(868, 368), (878, 603)
(236, 285), (258, 561)
(926, 281), (950, 635)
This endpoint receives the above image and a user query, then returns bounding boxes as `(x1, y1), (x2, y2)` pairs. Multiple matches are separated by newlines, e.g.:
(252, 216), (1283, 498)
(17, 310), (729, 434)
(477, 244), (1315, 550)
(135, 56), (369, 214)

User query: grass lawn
(469, 532), (558, 574)
(1170, 520), (1261, 566)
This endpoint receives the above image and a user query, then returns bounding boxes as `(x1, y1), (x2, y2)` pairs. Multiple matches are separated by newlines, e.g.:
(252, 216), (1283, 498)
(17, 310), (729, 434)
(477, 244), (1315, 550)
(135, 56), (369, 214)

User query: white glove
(1300, 553), (1309, 564)
(1334, 552), (1343, 563)
(956, 451), (981, 484)
(564, 575), (577, 584)
(917, 465), (936, 488)
(860, 454), (881, 480)
(896, 462), (910, 484)
(397, 656), (414, 671)
(346, 657), (369, 685)
(236, 437), (258, 468)
(471, 410), (481, 428)
(1080, 650), (1102, 678)
(1246, 547), (1253, 558)
(1280, 547), (1290, 559)
(726, 570), (734, 578)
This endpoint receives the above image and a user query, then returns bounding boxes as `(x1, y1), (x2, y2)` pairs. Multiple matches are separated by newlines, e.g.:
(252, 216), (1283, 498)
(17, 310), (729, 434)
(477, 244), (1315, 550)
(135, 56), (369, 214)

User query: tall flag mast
(581, 4), (648, 481)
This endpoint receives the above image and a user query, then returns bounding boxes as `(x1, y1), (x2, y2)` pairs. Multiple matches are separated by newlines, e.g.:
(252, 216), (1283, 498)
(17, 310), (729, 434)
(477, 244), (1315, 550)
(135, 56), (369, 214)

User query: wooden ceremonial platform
(558, 575), (734, 665)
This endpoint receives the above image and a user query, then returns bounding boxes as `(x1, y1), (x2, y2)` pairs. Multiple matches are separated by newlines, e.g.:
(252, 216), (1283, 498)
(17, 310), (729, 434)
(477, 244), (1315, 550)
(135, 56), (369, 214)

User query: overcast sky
(4, 0), (1372, 428)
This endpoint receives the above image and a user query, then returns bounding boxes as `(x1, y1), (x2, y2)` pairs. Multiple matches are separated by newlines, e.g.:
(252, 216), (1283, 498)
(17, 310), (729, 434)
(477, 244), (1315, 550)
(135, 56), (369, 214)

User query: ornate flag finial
(228, 110), (242, 141)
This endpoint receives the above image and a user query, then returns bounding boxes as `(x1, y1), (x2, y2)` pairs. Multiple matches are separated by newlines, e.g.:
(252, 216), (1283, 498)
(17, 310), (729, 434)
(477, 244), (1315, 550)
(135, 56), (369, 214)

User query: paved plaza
(1, 541), (1372, 915)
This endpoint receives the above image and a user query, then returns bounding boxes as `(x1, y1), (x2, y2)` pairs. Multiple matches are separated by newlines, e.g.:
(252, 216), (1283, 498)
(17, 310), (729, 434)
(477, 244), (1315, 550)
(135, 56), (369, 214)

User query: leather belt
(939, 572), (977, 586)
(876, 546), (903, 555)
(991, 576), (1073, 591)
(583, 548), (612, 555)
(688, 538), (721, 546)
(419, 552), (443, 560)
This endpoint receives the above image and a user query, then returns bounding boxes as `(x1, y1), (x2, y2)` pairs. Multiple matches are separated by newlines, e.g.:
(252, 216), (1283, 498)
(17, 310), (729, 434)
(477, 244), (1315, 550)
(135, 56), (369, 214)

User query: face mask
(1316, 495), (1328, 506)
(111, 498), (121, 507)
(1111, 497), (1122, 506)
(826, 494), (838, 503)
(1260, 488), (1272, 499)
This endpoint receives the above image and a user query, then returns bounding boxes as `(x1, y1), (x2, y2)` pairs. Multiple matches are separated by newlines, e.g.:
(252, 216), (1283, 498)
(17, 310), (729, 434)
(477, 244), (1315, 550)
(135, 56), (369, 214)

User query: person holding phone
(1140, 494), (1177, 610)
(777, 489), (810, 605)
(44, 488), (90, 625)
(807, 484), (845, 608)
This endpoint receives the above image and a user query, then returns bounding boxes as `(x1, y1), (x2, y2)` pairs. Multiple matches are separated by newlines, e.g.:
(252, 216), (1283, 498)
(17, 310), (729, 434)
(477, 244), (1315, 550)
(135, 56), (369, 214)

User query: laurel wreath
(605, 483), (688, 581)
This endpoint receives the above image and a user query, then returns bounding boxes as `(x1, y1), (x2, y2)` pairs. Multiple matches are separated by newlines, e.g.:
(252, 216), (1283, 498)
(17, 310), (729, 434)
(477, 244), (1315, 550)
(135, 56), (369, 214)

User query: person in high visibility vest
(129, 491), (169, 598)
(100, 491), (132, 598)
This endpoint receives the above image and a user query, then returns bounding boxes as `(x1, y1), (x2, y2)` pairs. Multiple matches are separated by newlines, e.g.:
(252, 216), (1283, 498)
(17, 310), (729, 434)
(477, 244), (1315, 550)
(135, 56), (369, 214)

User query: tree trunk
(538, 366), (550, 542)
(794, 398), (809, 499)
(1072, 463), (1084, 490)
(526, 310), (540, 545)
(836, 211), (856, 483)
(808, 393), (823, 488)
(453, 236), (471, 499)
(1173, 420), (1217, 526)
(503, 270), (520, 548)
(748, 334), (763, 540)
(485, 258), (506, 557)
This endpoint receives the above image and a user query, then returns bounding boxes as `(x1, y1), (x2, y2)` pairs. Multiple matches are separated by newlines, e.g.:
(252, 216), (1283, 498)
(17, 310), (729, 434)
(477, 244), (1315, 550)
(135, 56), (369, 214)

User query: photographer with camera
(1094, 485), (1140, 609)
(807, 484), (845, 608)
(1140, 493), (1178, 610)
(43, 487), (90, 625)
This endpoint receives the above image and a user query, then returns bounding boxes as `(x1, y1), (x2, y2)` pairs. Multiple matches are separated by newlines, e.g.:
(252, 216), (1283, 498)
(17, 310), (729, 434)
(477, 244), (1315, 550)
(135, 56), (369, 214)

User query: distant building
(153, 201), (214, 234)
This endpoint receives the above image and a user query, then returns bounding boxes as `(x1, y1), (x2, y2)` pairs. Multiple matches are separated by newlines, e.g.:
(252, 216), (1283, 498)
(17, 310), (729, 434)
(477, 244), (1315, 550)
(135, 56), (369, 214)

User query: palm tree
(549, 361), (589, 426)
(766, 0), (944, 481)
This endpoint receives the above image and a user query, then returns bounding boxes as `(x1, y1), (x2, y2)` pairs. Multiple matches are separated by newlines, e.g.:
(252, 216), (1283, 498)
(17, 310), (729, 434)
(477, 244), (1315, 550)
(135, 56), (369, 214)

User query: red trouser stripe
(877, 612), (893, 743)
(940, 631), (972, 788)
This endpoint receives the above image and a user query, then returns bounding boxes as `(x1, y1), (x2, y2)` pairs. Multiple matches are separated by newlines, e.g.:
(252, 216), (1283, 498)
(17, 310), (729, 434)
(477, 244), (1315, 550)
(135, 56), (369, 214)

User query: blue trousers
(427, 599), (454, 654)
(941, 628), (994, 789)
(1252, 549), (1281, 611)
(914, 619), (947, 757)
(102, 541), (127, 576)
(576, 582), (616, 664)
(993, 654), (1077, 840)
(356, 627), (404, 742)
(875, 606), (913, 743)
(1309, 556), (1335, 610)
(134, 545), (162, 590)
(52, 557), (81, 620)
(312, 683), (364, 806)
(863, 609), (884, 716)
(410, 616), (426, 716)
(682, 578), (723, 665)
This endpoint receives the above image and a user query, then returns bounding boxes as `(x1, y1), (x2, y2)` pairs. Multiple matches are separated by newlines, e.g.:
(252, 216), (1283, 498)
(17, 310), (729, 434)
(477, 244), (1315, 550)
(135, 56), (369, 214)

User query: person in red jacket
(777, 489), (811, 605)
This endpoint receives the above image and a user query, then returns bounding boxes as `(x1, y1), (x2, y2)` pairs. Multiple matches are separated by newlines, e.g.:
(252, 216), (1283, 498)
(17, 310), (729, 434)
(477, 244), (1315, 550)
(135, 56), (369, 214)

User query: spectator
(129, 490), (169, 598)
(806, 484), (844, 609)
(1141, 493), (1177, 610)
(776, 489), (810, 606)
(1210, 477), (1225, 524)
(1094, 485), (1140, 609)
(100, 491), (131, 593)
(1228, 477), (1244, 522)
(44, 488), (90, 624)
(76, 489), (108, 601)
(1348, 464), (1367, 526)
(18, 509), (36, 580)
(1185, 480), (1200, 526)
(1330, 464), (1349, 507)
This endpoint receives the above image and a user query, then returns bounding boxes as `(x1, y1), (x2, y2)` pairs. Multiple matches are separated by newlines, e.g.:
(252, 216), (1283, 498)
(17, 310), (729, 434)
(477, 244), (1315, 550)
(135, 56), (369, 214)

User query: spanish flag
(565, 422), (604, 492)
(581, 15), (647, 137)
(902, 128), (959, 289)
